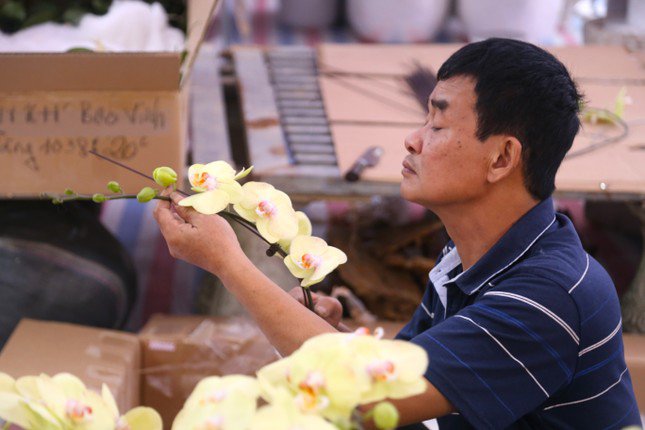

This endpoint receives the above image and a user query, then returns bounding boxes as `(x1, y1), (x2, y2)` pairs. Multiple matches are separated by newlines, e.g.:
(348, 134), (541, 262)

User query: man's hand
(288, 287), (345, 330)
(153, 189), (244, 275)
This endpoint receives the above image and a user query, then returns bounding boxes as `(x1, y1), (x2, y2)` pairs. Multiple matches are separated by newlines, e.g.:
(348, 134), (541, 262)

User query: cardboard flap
(0, 53), (180, 92)
(180, 0), (222, 87)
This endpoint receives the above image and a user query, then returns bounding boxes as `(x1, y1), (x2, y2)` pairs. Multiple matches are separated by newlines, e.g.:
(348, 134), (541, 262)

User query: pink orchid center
(296, 371), (328, 412)
(256, 200), (277, 218)
(202, 415), (224, 430)
(116, 417), (130, 430)
(203, 389), (227, 404)
(193, 172), (218, 191)
(367, 360), (397, 382)
(297, 253), (321, 270)
(65, 399), (93, 422)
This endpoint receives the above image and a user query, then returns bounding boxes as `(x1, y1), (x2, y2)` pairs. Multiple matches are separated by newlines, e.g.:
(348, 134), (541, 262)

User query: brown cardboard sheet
(320, 75), (425, 124)
(0, 319), (140, 413)
(319, 43), (461, 77)
(550, 45), (645, 81)
(320, 44), (645, 195)
(557, 84), (645, 194)
(331, 125), (410, 183)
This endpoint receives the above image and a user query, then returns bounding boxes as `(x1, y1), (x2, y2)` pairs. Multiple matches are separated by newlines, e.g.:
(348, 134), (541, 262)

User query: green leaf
(66, 47), (94, 53)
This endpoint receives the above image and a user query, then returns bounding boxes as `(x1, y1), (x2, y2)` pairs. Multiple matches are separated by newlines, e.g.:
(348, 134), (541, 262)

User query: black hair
(437, 38), (583, 200)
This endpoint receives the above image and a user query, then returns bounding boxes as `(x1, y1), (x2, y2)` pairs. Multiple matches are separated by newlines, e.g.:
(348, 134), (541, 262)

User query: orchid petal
(284, 256), (311, 279)
(256, 218), (279, 243)
(0, 373), (15, 393)
(233, 203), (258, 223)
(52, 373), (86, 399)
(178, 190), (230, 215)
(204, 161), (237, 179)
(266, 213), (298, 243)
(102, 384), (120, 420)
(0, 392), (32, 428)
(306, 247), (348, 286)
(234, 166), (254, 181)
(122, 407), (163, 430)
(290, 236), (328, 260)
(187, 164), (206, 188)
(217, 179), (244, 204)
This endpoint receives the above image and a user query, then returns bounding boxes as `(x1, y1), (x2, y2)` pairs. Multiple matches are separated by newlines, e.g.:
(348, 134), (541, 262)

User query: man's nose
(405, 129), (422, 154)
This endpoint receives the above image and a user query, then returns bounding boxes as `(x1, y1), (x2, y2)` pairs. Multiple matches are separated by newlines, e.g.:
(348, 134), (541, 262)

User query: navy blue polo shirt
(397, 198), (641, 429)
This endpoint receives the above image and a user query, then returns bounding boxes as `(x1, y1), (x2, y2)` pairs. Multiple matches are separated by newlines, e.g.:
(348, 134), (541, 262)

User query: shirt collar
(449, 197), (557, 296)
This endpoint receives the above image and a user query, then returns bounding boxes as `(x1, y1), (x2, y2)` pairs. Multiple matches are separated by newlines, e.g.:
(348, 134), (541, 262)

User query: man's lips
(402, 159), (416, 175)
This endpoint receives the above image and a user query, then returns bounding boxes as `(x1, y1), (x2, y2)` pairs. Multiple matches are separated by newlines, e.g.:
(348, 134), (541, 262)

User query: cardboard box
(0, 0), (219, 197)
(623, 333), (645, 412)
(0, 315), (280, 428)
(0, 319), (140, 413)
(139, 314), (279, 428)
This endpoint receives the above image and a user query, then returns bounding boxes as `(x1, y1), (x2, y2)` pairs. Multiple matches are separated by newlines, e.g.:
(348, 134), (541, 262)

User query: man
(154, 39), (640, 428)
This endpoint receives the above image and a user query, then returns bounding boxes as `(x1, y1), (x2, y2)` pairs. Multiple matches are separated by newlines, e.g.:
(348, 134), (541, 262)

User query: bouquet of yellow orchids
(0, 373), (161, 430)
(49, 157), (347, 309)
(171, 327), (428, 430)
(0, 329), (427, 430)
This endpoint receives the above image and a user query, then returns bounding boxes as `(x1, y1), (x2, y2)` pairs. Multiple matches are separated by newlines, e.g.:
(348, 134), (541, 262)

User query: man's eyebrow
(429, 98), (449, 111)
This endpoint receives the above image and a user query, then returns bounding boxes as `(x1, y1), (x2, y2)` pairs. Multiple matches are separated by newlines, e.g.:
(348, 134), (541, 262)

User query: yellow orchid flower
(249, 388), (337, 430)
(0, 373), (162, 430)
(172, 375), (259, 430)
(179, 161), (249, 215)
(349, 335), (428, 404)
(0, 373), (15, 393)
(182, 375), (260, 411)
(257, 336), (369, 422)
(277, 211), (312, 253)
(284, 236), (347, 287)
(233, 182), (299, 243)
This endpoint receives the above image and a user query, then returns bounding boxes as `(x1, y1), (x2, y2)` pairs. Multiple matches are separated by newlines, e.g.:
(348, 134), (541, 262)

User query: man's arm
(154, 191), (336, 355)
(154, 192), (456, 422)
(362, 380), (456, 428)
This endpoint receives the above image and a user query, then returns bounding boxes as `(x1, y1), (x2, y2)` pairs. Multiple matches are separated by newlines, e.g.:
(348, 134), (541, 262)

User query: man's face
(400, 76), (494, 209)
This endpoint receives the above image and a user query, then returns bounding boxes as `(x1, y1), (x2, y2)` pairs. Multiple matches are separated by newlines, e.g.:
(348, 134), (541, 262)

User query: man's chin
(399, 182), (418, 204)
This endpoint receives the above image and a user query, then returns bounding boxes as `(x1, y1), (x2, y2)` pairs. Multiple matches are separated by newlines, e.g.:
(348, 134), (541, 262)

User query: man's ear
(487, 136), (523, 184)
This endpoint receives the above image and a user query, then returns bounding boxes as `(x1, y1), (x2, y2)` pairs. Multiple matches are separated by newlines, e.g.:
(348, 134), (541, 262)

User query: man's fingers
(154, 198), (184, 232)
(169, 192), (197, 223)
(313, 296), (343, 327)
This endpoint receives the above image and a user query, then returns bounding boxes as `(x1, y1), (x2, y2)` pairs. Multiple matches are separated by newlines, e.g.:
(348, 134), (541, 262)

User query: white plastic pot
(458, 0), (565, 44)
(347, 0), (450, 43)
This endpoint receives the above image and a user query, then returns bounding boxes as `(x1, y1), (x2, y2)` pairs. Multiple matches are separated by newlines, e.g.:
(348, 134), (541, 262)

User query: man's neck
(432, 190), (540, 271)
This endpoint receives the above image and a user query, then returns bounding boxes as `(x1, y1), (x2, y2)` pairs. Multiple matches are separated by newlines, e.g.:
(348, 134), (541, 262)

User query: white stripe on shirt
(421, 302), (434, 319)
(578, 320), (622, 357)
(455, 314), (550, 397)
(543, 368), (628, 411)
(470, 216), (557, 294)
(568, 253), (590, 294)
(484, 291), (580, 345)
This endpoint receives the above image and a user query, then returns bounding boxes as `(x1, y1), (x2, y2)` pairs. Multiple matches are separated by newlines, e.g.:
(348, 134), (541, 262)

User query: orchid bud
(137, 187), (157, 203)
(153, 167), (177, 187)
(107, 181), (122, 193)
(373, 401), (399, 430)
(64, 188), (75, 195)
(92, 193), (107, 203)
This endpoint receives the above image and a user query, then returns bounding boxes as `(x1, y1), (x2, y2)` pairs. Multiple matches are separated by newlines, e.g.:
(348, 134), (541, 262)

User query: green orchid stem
(82, 152), (314, 310)
(46, 193), (172, 203)
(305, 287), (314, 311)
